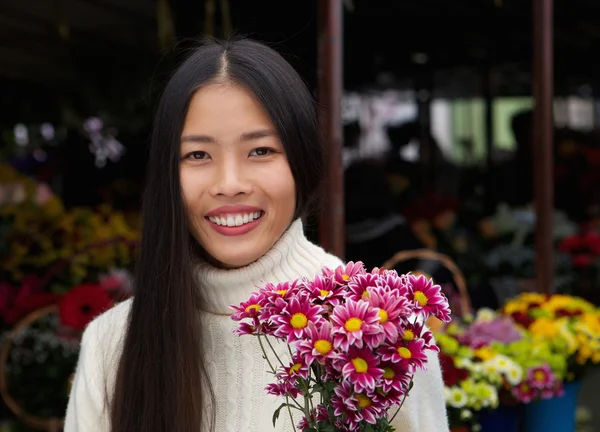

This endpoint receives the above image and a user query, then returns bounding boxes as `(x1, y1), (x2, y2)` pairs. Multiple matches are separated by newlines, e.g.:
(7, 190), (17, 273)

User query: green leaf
(272, 402), (289, 427)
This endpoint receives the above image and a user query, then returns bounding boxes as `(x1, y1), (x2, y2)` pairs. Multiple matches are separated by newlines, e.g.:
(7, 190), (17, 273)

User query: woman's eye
(249, 147), (274, 157)
(186, 151), (210, 160)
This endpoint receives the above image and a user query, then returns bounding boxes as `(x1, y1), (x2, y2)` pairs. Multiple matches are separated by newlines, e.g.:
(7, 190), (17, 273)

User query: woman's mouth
(206, 211), (264, 227)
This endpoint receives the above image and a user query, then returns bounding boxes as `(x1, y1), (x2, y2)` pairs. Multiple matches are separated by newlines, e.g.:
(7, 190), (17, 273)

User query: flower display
(501, 293), (600, 380)
(231, 263), (451, 431)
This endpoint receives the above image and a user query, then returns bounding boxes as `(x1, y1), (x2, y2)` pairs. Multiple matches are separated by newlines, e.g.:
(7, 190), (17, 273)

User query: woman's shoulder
(82, 298), (132, 356)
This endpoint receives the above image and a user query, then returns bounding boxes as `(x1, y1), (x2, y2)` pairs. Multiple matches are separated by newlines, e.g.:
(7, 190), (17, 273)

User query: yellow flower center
(362, 291), (370, 299)
(414, 291), (428, 307)
(378, 309), (389, 324)
(245, 304), (261, 313)
(342, 274), (350, 281)
(290, 313), (308, 329)
(320, 289), (330, 297)
(383, 367), (395, 379)
(534, 371), (545, 382)
(314, 339), (332, 355)
(277, 289), (287, 296)
(397, 347), (412, 359)
(289, 363), (302, 374)
(352, 357), (369, 373)
(520, 383), (530, 392)
(345, 317), (363, 332)
(403, 330), (415, 341)
(355, 393), (372, 408)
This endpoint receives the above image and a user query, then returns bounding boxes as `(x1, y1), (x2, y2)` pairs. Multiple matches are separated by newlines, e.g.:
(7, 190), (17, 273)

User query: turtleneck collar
(195, 219), (343, 315)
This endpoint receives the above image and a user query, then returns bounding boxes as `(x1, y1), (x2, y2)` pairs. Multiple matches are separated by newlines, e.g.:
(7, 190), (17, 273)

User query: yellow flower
(474, 347), (496, 361)
(530, 318), (559, 339)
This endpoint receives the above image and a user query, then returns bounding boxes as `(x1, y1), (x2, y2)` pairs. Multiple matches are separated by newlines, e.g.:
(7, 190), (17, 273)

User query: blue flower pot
(523, 381), (582, 432)
(478, 405), (521, 432)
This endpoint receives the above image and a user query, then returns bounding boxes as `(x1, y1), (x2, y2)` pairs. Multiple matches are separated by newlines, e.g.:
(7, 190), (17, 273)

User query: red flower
(583, 232), (600, 255)
(59, 284), (114, 331)
(0, 276), (61, 324)
(511, 312), (535, 328)
(572, 254), (594, 268)
(559, 236), (583, 253)
(439, 353), (469, 387)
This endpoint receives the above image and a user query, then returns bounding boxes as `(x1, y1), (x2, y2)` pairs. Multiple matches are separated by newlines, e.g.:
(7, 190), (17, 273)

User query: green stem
(286, 396), (298, 432)
(389, 375), (414, 424)
(265, 335), (286, 368)
(257, 335), (276, 374)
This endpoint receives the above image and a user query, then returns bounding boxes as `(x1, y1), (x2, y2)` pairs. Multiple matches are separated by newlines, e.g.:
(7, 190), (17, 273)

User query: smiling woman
(180, 84), (296, 268)
(63, 37), (449, 432)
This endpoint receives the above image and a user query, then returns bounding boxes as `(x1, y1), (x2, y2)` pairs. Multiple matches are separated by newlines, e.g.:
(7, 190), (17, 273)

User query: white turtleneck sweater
(64, 219), (449, 431)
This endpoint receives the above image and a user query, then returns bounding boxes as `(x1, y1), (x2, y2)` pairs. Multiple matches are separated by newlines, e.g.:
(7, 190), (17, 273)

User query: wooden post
(317, 0), (345, 259)
(532, 0), (554, 294)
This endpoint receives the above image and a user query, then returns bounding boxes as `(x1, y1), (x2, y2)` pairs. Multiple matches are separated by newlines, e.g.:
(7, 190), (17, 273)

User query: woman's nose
(208, 160), (253, 197)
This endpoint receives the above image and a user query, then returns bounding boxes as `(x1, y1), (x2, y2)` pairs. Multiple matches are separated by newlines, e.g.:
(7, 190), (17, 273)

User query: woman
(65, 38), (449, 432)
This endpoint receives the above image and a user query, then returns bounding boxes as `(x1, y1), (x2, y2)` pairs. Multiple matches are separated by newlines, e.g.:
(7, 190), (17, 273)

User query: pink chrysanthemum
(407, 274), (452, 322)
(230, 292), (267, 321)
(332, 381), (360, 426)
(378, 361), (412, 393)
(334, 261), (366, 285)
(512, 381), (536, 404)
(233, 322), (259, 336)
(277, 355), (310, 381)
(366, 286), (411, 344)
(381, 338), (428, 372)
(373, 386), (406, 408)
(265, 380), (300, 398)
(315, 404), (329, 422)
(305, 274), (344, 307)
(401, 322), (439, 352)
(347, 273), (380, 302)
(337, 347), (384, 393)
(260, 280), (300, 304)
(331, 381), (385, 428)
(296, 321), (338, 367)
(527, 365), (555, 389)
(331, 299), (383, 351)
(271, 296), (324, 342)
(376, 271), (410, 297)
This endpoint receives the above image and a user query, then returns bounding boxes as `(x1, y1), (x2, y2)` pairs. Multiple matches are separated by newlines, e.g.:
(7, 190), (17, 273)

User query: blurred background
(1, 0), (599, 431)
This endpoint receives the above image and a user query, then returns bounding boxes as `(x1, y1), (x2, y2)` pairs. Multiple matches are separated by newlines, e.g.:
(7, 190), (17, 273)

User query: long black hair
(109, 37), (324, 432)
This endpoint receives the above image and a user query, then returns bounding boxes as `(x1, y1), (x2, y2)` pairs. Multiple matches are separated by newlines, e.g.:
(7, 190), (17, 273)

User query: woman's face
(180, 83), (296, 268)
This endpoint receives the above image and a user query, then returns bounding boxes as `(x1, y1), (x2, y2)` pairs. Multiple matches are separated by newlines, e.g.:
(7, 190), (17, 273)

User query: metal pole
(317, 0), (345, 258)
(532, 0), (554, 294)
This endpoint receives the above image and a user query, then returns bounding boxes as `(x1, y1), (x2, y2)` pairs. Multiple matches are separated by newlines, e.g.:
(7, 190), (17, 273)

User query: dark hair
(110, 37), (324, 432)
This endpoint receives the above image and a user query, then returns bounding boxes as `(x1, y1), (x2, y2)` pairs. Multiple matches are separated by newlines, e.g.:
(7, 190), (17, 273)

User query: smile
(207, 211), (264, 227)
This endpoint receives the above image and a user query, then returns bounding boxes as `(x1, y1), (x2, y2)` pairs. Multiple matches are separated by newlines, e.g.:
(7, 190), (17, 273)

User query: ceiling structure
(1, 0), (600, 116)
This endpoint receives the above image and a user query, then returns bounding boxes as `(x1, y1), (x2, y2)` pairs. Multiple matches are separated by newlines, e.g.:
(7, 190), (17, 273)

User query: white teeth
(208, 211), (263, 227)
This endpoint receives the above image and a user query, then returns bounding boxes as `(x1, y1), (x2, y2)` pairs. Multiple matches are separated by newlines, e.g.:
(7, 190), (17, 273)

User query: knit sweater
(64, 219), (449, 431)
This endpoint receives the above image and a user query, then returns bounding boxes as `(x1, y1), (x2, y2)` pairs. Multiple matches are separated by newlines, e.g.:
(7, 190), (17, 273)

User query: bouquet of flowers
(501, 293), (600, 380)
(231, 263), (451, 432)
